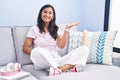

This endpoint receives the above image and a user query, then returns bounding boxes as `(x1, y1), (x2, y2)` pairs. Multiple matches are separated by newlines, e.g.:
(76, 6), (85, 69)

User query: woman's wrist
(64, 29), (69, 32)
(65, 25), (70, 32)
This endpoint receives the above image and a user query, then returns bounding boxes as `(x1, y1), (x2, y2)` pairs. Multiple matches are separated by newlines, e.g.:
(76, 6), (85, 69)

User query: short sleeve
(27, 26), (36, 39)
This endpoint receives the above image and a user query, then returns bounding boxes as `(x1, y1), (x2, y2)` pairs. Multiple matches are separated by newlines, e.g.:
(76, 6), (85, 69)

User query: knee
(32, 47), (42, 52)
(81, 45), (90, 54)
(31, 47), (45, 54)
(31, 47), (43, 60)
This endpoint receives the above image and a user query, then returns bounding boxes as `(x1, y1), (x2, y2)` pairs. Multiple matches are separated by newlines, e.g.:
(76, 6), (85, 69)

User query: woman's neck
(44, 23), (49, 33)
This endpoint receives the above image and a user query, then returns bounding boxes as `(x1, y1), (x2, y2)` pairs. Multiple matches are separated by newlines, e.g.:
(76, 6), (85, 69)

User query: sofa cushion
(39, 64), (120, 80)
(12, 26), (32, 65)
(68, 31), (83, 52)
(112, 52), (120, 67)
(0, 27), (16, 66)
(22, 64), (48, 79)
(82, 30), (117, 65)
(22, 60), (120, 80)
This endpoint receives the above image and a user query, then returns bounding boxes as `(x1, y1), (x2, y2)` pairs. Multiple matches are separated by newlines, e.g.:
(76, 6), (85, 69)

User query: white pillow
(68, 31), (83, 52)
(82, 30), (117, 65)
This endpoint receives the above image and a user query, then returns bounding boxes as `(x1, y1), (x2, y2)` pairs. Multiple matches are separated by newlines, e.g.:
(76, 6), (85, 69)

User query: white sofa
(0, 25), (120, 80)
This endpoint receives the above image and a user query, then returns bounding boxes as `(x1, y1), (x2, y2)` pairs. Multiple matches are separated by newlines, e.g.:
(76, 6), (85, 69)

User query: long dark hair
(37, 4), (58, 40)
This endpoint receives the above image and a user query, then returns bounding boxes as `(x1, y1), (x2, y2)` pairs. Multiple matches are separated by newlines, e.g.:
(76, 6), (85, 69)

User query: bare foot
(58, 64), (75, 72)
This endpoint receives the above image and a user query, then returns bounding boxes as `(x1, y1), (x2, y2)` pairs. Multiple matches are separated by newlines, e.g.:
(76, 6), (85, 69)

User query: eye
(43, 11), (47, 13)
(49, 12), (52, 14)
(49, 11), (53, 15)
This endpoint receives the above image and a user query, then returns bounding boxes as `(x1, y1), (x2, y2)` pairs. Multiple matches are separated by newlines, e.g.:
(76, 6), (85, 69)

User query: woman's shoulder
(31, 25), (39, 29)
(27, 25), (40, 34)
(30, 25), (39, 31)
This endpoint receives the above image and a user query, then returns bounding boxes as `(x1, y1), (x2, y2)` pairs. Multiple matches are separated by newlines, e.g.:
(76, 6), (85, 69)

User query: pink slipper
(65, 65), (83, 72)
(49, 67), (62, 76)
(71, 65), (83, 72)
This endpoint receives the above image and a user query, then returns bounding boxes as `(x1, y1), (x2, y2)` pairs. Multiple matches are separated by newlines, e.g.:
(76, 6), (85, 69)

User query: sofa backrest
(0, 27), (16, 66)
(12, 26), (32, 65)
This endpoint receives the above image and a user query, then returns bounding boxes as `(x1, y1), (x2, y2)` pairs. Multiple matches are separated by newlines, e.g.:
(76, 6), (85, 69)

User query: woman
(23, 4), (89, 76)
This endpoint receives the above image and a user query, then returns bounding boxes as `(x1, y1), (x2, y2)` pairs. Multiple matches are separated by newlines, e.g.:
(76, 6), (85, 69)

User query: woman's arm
(57, 30), (69, 48)
(57, 21), (80, 48)
(23, 37), (34, 55)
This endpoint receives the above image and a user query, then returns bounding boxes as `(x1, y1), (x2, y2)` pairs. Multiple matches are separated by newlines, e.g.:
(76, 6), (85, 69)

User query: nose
(46, 13), (49, 16)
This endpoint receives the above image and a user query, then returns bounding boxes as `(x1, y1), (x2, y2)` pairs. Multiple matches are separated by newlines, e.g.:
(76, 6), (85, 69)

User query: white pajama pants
(30, 45), (89, 70)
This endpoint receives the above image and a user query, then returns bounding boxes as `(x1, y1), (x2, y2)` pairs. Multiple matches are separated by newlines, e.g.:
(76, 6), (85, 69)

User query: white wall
(109, 0), (120, 48)
(0, 0), (82, 26)
(0, 0), (105, 31)
(78, 0), (105, 31)
(109, 0), (120, 30)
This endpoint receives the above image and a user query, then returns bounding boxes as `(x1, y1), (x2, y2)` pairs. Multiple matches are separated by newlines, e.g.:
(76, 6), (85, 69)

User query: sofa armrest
(112, 52), (120, 67)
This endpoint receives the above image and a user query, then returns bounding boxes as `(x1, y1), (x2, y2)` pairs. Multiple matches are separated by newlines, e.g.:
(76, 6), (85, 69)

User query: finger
(66, 22), (80, 28)
(71, 21), (80, 26)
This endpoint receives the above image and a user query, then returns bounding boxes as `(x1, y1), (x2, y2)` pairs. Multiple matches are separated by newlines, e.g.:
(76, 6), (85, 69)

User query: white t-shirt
(27, 26), (62, 50)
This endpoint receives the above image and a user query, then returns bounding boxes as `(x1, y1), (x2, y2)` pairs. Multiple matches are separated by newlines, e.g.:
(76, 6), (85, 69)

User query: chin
(44, 21), (51, 23)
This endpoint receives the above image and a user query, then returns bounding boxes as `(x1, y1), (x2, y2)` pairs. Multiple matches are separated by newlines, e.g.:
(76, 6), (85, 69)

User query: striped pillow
(68, 31), (83, 52)
(83, 30), (117, 65)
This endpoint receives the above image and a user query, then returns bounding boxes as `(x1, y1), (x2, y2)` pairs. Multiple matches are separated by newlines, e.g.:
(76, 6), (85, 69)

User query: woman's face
(41, 7), (54, 23)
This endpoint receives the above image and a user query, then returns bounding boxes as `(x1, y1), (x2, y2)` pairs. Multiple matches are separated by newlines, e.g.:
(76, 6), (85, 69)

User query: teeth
(45, 18), (49, 19)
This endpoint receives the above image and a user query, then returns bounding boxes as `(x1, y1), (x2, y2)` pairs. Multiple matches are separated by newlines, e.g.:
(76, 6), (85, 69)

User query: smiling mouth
(44, 17), (50, 20)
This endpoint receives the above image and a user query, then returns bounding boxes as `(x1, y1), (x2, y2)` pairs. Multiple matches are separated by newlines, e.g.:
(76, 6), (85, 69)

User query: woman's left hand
(66, 21), (80, 29)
